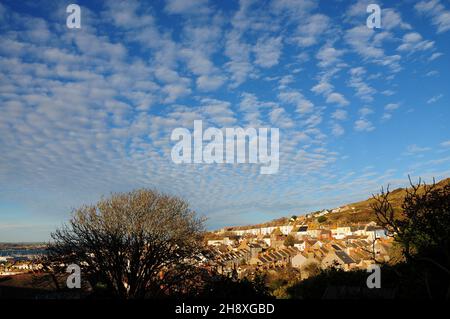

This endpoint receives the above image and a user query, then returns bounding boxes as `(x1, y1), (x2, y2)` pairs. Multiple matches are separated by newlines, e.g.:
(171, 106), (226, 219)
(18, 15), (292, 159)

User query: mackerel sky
(0, 0), (449, 241)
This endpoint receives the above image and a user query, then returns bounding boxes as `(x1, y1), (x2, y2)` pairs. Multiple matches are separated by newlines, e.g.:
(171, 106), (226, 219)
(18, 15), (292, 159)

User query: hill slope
(220, 177), (450, 231)
(322, 177), (450, 226)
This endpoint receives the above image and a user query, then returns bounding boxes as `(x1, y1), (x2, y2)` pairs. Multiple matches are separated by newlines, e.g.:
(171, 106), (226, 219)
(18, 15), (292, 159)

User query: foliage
(283, 177), (450, 299)
(371, 177), (450, 298)
(283, 235), (297, 247)
(301, 261), (321, 279)
(201, 272), (269, 299)
(317, 216), (327, 223)
(43, 189), (205, 299)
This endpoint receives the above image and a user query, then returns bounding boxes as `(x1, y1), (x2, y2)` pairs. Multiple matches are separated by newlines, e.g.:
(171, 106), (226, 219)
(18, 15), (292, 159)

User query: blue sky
(0, 0), (449, 242)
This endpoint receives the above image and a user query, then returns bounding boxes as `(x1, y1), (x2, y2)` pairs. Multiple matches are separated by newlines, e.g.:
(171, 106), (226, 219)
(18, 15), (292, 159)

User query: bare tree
(43, 189), (205, 298)
(371, 177), (450, 298)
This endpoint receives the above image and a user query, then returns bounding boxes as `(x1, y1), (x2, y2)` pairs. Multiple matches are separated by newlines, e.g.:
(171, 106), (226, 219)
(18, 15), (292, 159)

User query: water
(0, 249), (46, 257)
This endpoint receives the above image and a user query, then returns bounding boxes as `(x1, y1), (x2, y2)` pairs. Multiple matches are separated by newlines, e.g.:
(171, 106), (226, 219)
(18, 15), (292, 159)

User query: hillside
(322, 177), (450, 226)
(218, 177), (450, 232)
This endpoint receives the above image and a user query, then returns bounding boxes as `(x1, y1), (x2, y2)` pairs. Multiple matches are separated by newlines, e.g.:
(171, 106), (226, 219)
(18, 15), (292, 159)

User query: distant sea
(0, 249), (46, 257)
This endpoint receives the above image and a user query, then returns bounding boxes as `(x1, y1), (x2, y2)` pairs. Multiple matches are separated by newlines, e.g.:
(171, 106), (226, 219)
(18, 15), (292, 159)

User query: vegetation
(317, 216), (327, 223)
(283, 177), (450, 299)
(43, 189), (205, 299)
(203, 272), (269, 299)
(372, 177), (450, 298)
(284, 235), (297, 247)
(4, 177), (449, 299)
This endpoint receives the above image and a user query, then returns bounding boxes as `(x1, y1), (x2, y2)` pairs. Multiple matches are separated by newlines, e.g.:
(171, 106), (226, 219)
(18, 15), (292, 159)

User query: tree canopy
(44, 189), (205, 298)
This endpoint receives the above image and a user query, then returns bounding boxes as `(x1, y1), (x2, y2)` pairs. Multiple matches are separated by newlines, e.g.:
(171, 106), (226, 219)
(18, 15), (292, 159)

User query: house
(322, 250), (356, 271)
(262, 236), (271, 247)
(311, 240), (324, 249)
(312, 246), (329, 260)
(294, 240), (306, 251)
(291, 252), (309, 268)
(278, 225), (294, 235)
(349, 249), (375, 269)
(318, 229), (332, 240)
(317, 210), (330, 217)
(270, 228), (286, 248)
(270, 238), (285, 249)
(333, 226), (352, 239)
(291, 251), (321, 278)
(12, 262), (33, 270)
(352, 225), (366, 236)
(307, 228), (321, 238)
(247, 243), (263, 258)
(260, 226), (277, 236)
(365, 226), (388, 241)
(294, 225), (308, 239)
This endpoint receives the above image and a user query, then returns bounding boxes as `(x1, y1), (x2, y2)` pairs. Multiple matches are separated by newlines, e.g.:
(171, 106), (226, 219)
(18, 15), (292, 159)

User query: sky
(0, 0), (449, 242)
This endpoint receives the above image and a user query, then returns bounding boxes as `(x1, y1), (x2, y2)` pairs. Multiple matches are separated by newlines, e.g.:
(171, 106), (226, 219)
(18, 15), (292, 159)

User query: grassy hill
(218, 177), (450, 232)
(310, 177), (450, 227)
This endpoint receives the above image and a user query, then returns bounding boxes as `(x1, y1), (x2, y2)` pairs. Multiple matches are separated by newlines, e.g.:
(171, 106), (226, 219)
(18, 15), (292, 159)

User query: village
(0, 255), (42, 276)
(203, 208), (393, 280)
(0, 208), (393, 285)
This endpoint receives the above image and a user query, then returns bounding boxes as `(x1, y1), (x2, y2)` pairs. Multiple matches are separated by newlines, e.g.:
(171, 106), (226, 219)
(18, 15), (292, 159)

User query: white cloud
(253, 36), (283, 68)
(271, 0), (316, 18)
(385, 103), (400, 111)
(429, 52), (443, 61)
(354, 118), (374, 132)
(404, 144), (431, 155)
(1, 0), (449, 239)
(331, 123), (344, 137)
(196, 75), (225, 91)
(311, 81), (333, 96)
(331, 109), (347, 121)
(165, 0), (210, 15)
(293, 14), (330, 47)
(427, 94), (443, 104)
(316, 45), (344, 68)
(103, 0), (154, 29)
(382, 8), (412, 30)
(426, 70), (439, 77)
(344, 26), (401, 72)
(326, 92), (349, 106)
(225, 30), (253, 87)
(346, 1), (411, 30)
(415, 0), (450, 33)
(278, 91), (314, 114)
(269, 106), (294, 128)
(348, 67), (376, 102)
(397, 32), (434, 53)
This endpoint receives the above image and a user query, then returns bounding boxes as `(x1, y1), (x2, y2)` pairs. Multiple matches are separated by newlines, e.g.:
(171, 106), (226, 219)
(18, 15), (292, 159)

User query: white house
(365, 226), (388, 241)
(262, 236), (271, 246)
(207, 239), (223, 246)
(307, 228), (321, 238)
(317, 210), (330, 216)
(294, 240), (306, 251)
(279, 225), (294, 235)
(333, 226), (352, 239)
